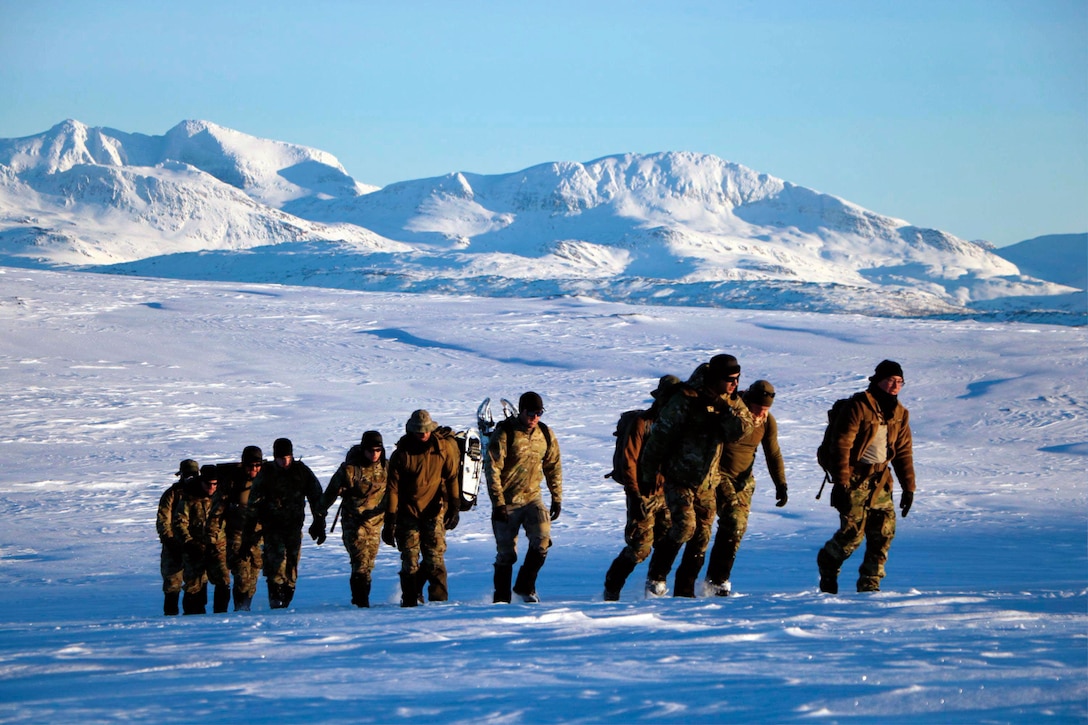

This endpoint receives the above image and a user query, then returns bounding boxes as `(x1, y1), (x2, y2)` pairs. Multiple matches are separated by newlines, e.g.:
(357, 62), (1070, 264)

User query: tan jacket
(831, 390), (915, 494)
(387, 433), (459, 519)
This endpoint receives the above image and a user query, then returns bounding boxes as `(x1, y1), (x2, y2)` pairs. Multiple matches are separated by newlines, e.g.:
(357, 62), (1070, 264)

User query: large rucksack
(815, 394), (863, 499)
(604, 409), (645, 486)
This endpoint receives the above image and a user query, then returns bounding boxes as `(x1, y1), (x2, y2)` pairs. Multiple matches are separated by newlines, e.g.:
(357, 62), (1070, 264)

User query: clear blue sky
(2, 0), (1085, 247)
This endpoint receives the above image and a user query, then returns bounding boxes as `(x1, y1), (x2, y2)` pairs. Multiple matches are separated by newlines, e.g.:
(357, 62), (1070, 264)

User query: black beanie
(871, 360), (904, 382)
(273, 437), (293, 458)
(360, 430), (384, 449)
(707, 354), (741, 380)
(241, 446), (263, 464)
(519, 391), (545, 413)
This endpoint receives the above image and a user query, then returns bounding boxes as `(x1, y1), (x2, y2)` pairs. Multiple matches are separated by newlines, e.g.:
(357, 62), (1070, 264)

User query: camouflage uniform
(486, 397), (562, 603)
(245, 441), (324, 609)
(818, 362), (915, 594)
(177, 469), (230, 614)
(704, 394), (787, 592)
(320, 437), (388, 607)
(640, 362), (754, 597)
(221, 462), (264, 611)
(385, 417), (460, 607)
(155, 459), (197, 615)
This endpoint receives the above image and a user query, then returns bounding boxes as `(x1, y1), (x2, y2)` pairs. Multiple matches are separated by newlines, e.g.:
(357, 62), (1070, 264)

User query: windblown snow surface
(0, 266), (1084, 723)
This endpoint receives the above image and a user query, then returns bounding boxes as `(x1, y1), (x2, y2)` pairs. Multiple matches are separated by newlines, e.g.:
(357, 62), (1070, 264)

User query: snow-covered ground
(0, 266), (1084, 722)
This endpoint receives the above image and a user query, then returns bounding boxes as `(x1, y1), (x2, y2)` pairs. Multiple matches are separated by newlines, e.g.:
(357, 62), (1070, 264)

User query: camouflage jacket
(639, 384), (754, 492)
(387, 433), (459, 519)
(719, 412), (786, 488)
(486, 418), (562, 508)
(156, 482), (185, 548)
(246, 459), (323, 535)
(177, 481), (226, 549)
(320, 445), (388, 526)
(831, 388), (915, 494)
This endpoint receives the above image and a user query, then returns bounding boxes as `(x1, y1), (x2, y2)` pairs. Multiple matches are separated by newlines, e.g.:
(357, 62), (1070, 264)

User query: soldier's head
(870, 360), (905, 396)
(273, 437), (294, 468)
(706, 354), (741, 395)
(406, 410), (437, 442)
(360, 430), (384, 462)
(199, 465), (219, 494)
(242, 445), (263, 477)
(651, 375), (681, 400)
(743, 379), (776, 418)
(518, 391), (545, 430)
(176, 459), (200, 483)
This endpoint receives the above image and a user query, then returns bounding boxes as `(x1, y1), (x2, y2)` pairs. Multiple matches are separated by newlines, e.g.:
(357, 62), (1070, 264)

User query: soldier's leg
(646, 486), (693, 591)
(262, 533), (290, 608)
(420, 513), (449, 602)
(514, 501), (551, 602)
(397, 515), (422, 607)
(181, 562), (209, 615)
(858, 496), (897, 592)
(491, 513), (519, 603)
(604, 490), (656, 598)
(161, 546), (184, 615)
(706, 478), (755, 590)
(232, 541), (261, 611)
(817, 484), (870, 593)
(674, 485), (717, 597)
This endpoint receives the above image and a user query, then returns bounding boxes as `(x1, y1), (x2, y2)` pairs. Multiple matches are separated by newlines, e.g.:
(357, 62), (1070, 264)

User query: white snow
(0, 265), (1084, 722)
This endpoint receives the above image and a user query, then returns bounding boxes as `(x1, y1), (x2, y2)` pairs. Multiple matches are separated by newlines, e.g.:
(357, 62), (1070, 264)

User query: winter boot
(212, 584), (230, 613)
(646, 536), (681, 595)
(164, 592), (180, 616)
(181, 590), (206, 615)
(817, 549), (840, 594)
(426, 565), (449, 602)
(233, 584), (252, 612)
(281, 585), (295, 608)
(269, 583), (288, 609)
(673, 549), (705, 598)
(350, 573), (372, 608)
(513, 548), (546, 603)
(706, 536), (738, 586)
(399, 572), (419, 608)
(856, 576), (880, 593)
(604, 551), (638, 601)
(493, 563), (513, 603)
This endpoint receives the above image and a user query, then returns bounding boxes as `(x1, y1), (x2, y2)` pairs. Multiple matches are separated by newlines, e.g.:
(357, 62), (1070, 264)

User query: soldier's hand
(829, 483), (850, 515)
(184, 540), (203, 560)
(899, 490), (914, 518)
(444, 506), (460, 531)
(381, 521), (396, 547)
(774, 483), (788, 507)
(308, 518), (327, 545)
(550, 499), (561, 521)
(491, 504), (509, 523)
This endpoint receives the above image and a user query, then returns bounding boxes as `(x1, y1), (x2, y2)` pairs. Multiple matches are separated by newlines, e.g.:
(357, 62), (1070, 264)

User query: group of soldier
(156, 355), (915, 615)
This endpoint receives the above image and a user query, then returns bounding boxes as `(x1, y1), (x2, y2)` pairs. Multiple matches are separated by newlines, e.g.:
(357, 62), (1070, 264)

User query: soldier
(383, 411), (460, 607)
(703, 379), (788, 596)
(213, 445), (265, 611)
(486, 392), (563, 603)
(156, 459), (199, 616)
(817, 360), (915, 593)
(177, 465), (230, 614)
(244, 438), (325, 609)
(320, 430), (388, 608)
(602, 375), (681, 601)
(640, 354), (754, 597)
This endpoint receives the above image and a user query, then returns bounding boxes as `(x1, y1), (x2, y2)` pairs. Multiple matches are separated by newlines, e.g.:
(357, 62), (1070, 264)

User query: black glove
(184, 540), (204, 560)
(636, 474), (655, 498)
(491, 504), (509, 523)
(308, 517), (327, 545)
(829, 483), (850, 515)
(444, 505), (460, 531)
(550, 499), (562, 521)
(166, 537), (184, 558)
(381, 520), (396, 547)
(774, 483), (788, 508)
(899, 490), (914, 518)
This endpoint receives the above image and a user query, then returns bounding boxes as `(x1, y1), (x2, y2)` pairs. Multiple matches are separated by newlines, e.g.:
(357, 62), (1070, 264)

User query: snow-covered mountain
(995, 233), (1087, 291)
(0, 120), (1081, 322)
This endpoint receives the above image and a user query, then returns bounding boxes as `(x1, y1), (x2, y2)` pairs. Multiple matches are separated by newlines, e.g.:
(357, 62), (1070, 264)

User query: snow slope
(0, 266), (1084, 722)
(995, 233), (1087, 290)
(0, 121), (1079, 322)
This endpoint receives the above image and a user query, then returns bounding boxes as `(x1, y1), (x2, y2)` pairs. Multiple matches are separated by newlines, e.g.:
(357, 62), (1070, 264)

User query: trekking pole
(330, 501), (343, 533)
(816, 471), (830, 500)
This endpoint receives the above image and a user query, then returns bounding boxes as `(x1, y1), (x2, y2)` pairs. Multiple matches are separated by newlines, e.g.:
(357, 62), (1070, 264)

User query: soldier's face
(245, 462), (262, 477)
(275, 454), (293, 469)
(877, 376), (904, 395)
(520, 409), (542, 430)
(746, 403), (770, 418)
(365, 447), (382, 462)
(202, 478), (218, 494)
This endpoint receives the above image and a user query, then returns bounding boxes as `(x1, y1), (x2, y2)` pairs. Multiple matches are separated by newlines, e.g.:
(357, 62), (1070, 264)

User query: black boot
(513, 549), (546, 603)
(427, 565), (449, 602)
(164, 591), (180, 616)
(646, 536), (682, 594)
(212, 584), (230, 613)
(233, 584), (252, 612)
(350, 573), (371, 608)
(181, 590), (206, 615)
(281, 585), (295, 608)
(817, 549), (840, 594)
(493, 563), (513, 603)
(604, 551), (638, 600)
(673, 548), (705, 598)
(269, 582), (288, 609)
(399, 572), (419, 608)
(706, 535), (738, 586)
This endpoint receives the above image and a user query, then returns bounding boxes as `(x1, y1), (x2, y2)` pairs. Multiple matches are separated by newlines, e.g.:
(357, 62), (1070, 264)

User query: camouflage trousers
(819, 482), (897, 590)
(395, 510), (448, 577)
(261, 529), (303, 590)
(183, 549), (229, 595)
(160, 544), (184, 595)
(664, 482), (716, 552)
(705, 476), (755, 583)
(343, 515), (383, 576)
(492, 499), (550, 566)
(228, 536), (263, 599)
(620, 487), (670, 564)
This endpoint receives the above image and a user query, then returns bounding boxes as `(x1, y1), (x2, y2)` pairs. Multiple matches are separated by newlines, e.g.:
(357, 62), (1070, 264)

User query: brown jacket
(387, 432), (459, 519)
(831, 390), (915, 494)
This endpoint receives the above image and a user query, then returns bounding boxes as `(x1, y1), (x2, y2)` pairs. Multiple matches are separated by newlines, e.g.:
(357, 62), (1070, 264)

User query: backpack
(815, 394), (862, 498)
(604, 409), (645, 485)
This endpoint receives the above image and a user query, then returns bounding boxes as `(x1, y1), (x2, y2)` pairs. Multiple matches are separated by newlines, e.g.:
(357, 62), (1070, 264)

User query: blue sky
(1, 1), (1085, 247)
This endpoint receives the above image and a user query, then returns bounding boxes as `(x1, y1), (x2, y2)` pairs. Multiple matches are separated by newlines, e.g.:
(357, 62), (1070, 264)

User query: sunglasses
(524, 409), (545, 418)
(724, 375), (740, 384)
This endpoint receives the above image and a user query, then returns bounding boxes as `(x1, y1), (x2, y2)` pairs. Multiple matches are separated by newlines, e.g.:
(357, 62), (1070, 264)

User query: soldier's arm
(833, 400), (863, 485)
(762, 415), (787, 487)
(542, 428), (562, 503)
(319, 464), (348, 518)
(639, 396), (684, 488)
(485, 425), (508, 507)
(891, 410), (916, 492)
(385, 454), (402, 518)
